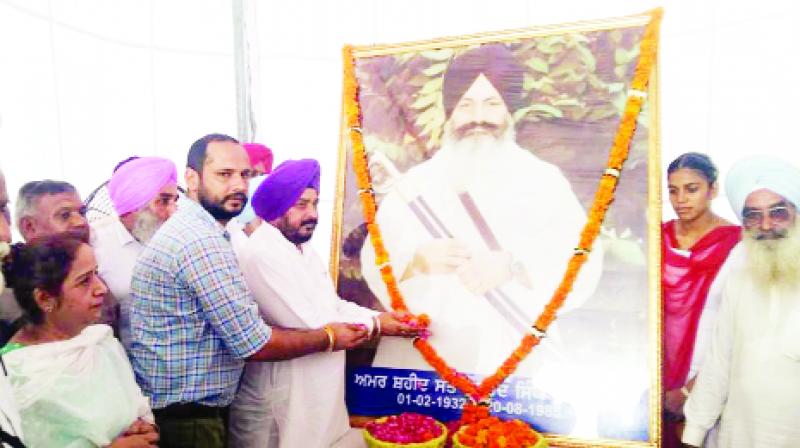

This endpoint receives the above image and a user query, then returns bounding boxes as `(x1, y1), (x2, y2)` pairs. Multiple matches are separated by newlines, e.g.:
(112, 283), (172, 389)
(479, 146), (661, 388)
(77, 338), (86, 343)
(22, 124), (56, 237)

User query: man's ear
(185, 167), (200, 195)
(19, 215), (37, 241)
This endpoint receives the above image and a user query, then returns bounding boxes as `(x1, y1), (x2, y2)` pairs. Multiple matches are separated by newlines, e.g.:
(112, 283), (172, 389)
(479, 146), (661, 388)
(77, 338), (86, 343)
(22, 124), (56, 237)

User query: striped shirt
(129, 199), (271, 409)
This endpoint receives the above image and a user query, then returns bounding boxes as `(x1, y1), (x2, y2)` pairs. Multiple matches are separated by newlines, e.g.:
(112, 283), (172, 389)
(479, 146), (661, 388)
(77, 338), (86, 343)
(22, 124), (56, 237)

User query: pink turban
(108, 156), (177, 216)
(252, 159), (320, 221)
(243, 143), (274, 173)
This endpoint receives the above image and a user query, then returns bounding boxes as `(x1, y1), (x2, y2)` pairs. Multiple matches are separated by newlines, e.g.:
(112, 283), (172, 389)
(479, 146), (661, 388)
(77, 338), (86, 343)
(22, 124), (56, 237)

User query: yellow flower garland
(343, 8), (663, 401)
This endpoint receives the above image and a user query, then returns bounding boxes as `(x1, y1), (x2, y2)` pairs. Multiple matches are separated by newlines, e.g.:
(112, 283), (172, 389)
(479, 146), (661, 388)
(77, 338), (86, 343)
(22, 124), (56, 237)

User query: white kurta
(229, 224), (377, 448)
(0, 365), (23, 447)
(361, 141), (603, 376)
(90, 216), (144, 350)
(683, 246), (800, 447)
(4, 325), (152, 448)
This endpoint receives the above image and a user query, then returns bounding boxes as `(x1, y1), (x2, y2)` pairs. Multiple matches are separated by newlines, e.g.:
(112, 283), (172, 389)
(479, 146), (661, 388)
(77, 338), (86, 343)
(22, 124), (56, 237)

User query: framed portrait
(332, 10), (662, 447)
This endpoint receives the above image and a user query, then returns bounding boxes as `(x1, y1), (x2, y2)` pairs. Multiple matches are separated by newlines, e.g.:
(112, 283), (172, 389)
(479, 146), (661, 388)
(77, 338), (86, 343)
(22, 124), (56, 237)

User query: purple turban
(108, 156), (177, 216)
(442, 44), (525, 119)
(252, 159), (320, 221)
(244, 143), (274, 173)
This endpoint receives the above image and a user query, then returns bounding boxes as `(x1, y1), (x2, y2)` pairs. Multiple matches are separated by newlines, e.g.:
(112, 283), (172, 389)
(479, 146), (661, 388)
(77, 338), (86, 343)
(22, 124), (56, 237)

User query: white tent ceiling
(1, 0), (799, 256)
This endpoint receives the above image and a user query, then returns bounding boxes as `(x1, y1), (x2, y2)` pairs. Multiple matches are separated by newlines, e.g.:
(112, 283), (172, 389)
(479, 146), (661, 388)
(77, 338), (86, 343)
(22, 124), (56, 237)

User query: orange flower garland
(343, 8), (662, 403)
(455, 417), (541, 448)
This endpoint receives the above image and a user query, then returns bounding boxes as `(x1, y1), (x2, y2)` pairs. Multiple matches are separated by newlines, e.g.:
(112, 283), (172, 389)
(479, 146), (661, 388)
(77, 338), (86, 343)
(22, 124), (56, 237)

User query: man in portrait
(360, 43), (604, 381)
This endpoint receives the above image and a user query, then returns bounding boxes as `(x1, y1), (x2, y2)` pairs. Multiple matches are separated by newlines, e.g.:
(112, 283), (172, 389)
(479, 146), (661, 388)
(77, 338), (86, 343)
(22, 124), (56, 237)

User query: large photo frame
(332, 11), (662, 447)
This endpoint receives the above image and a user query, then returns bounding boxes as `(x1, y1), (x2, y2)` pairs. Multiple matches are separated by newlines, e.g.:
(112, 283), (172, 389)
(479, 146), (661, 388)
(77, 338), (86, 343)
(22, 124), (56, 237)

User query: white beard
(437, 116), (518, 192)
(130, 209), (163, 244)
(743, 224), (800, 293)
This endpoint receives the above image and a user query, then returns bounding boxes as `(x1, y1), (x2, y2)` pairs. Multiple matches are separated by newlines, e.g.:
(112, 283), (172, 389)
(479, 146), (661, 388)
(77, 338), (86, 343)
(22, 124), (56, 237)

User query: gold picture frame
(331, 10), (662, 447)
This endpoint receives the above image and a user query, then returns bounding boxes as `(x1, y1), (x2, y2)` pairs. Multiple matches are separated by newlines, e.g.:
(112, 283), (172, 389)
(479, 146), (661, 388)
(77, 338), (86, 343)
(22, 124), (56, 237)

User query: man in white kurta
(361, 44), (603, 378)
(228, 159), (421, 448)
(683, 156), (800, 448)
(90, 157), (178, 349)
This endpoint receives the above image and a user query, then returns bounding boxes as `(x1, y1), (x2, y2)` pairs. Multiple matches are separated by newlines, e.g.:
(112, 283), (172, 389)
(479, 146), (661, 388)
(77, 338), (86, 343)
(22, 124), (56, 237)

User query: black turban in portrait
(441, 43), (525, 119)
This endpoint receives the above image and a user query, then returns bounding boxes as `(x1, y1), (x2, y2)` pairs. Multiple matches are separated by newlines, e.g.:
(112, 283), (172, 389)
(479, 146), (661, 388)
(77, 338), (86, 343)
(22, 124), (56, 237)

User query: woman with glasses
(0, 234), (157, 447)
(661, 152), (741, 447)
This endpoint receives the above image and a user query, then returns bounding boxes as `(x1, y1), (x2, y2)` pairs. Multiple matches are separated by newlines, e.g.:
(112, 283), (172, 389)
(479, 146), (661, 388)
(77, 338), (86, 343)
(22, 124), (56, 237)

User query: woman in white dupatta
(0, 234), (157, 448)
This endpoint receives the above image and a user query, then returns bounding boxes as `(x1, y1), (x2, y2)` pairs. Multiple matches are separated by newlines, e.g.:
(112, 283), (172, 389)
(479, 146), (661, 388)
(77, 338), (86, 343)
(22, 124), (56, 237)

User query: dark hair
(667, 152), (718, 184)
(187, 133), (240, 172)
(1, 234), (87, 325)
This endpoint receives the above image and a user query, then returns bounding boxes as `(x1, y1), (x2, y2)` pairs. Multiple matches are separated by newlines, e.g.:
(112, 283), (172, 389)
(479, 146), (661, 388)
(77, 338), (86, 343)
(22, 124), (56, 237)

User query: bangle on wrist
(680, 385), (690, 398)
(373, 315), (382, 338)
(323, 325), (336, 352)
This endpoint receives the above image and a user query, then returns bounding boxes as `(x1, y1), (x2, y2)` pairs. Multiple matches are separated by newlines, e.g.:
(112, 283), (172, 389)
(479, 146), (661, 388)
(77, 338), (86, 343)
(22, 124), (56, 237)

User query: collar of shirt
(180, 197), (231, 242)
(111, 216), (138, 247)
(258, 222), (312, 254)
(90, 215), (141, 250)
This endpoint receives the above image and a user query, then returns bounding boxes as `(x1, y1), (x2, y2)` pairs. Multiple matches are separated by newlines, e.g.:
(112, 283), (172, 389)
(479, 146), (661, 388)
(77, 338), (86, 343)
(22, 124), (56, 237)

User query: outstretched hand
(378, 311), (429, 338)
(328, 322), (370, 350)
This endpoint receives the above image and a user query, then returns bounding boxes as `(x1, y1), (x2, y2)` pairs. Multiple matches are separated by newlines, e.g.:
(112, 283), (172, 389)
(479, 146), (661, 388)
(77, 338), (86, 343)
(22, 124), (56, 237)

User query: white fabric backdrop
(0, 0), (238, 235)
(1, 0), (799, 258)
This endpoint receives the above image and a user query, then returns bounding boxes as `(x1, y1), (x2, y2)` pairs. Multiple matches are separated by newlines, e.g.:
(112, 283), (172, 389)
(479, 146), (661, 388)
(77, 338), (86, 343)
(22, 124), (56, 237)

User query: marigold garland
(343, 8), (662, 403)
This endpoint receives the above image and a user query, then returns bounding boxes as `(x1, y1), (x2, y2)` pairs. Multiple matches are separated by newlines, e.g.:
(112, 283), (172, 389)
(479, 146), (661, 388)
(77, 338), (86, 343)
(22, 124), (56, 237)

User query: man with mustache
(129, 135), (371, 448)
(361, 44), (603, 384)
(227, 159), (422, 448)
(90, 156), (179, 350)
(682, 156), (800, 448)
(15, 180), (90, 243)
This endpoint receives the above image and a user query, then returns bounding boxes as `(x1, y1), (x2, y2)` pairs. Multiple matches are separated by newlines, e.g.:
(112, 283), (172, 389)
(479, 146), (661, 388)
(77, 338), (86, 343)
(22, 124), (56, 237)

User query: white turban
(725, 155), (800, 222)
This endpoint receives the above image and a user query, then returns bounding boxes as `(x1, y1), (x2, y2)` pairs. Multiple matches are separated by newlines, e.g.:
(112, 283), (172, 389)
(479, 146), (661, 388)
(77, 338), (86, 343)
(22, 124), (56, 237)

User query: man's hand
(111, 420), (159, 447)
(402, 239), (470, 280)
(109, 434), (159, 448)
(122, 419), (157, 436)
(378, 311), (427, 338)
(328, 322), (370, 350)
(456, 250), (513, 295)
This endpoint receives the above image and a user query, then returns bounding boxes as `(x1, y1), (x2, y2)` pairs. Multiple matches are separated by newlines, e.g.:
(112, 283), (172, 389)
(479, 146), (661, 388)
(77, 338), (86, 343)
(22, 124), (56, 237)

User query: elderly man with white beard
(361, 44), (603, 382)
(682, 156), (800, 448)
(90, 156), (179, 350)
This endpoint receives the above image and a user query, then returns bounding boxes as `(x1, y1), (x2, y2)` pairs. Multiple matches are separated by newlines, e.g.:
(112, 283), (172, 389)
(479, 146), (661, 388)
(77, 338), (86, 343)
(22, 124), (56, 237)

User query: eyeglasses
(742, 205), (793, 227)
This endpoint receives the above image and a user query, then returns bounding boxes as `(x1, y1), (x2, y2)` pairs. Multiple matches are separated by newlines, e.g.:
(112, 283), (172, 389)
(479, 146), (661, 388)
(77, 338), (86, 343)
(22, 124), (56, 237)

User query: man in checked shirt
(128, 134), (384, 448)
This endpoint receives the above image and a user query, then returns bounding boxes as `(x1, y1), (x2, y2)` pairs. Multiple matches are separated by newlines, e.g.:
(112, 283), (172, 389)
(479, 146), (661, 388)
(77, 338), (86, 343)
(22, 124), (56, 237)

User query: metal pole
(232, 0), (254, 142)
